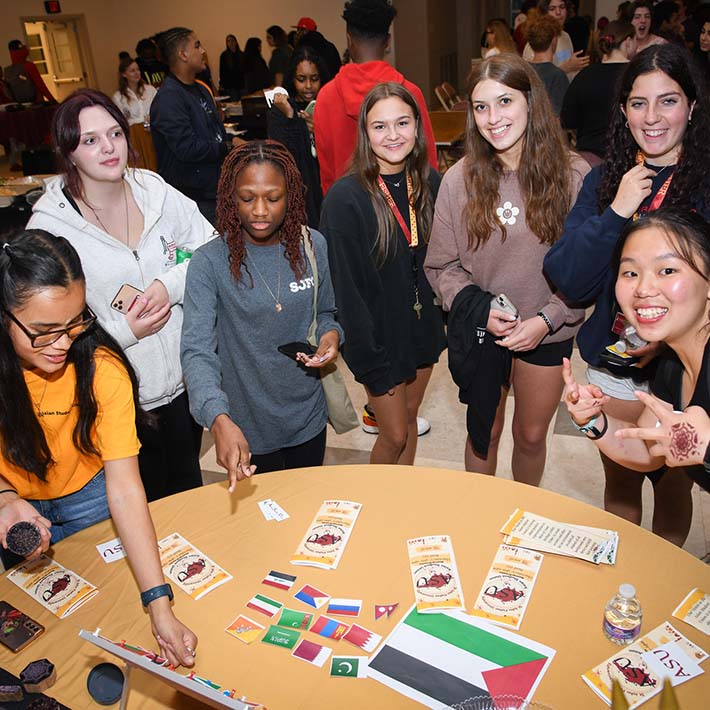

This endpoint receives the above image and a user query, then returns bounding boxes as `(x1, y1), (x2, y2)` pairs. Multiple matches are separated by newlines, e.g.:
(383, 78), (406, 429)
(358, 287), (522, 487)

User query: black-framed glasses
(4, 307), (97, 348)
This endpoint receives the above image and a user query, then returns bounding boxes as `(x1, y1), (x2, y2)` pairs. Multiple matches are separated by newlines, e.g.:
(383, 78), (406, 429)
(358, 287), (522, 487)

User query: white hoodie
(28, 169), (216, 410)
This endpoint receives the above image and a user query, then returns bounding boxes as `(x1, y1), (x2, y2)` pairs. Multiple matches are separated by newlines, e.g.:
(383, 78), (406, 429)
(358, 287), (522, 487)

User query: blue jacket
(149, 74), (228, 200)
(544, 165), (708, 371)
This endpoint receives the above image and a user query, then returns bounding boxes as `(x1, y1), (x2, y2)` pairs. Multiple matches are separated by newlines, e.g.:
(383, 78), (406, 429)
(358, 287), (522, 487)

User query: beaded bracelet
(536, 311), (554, 334)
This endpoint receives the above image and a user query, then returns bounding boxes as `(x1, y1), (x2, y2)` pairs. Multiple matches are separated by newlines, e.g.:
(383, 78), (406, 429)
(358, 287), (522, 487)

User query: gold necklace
(30, 377), (49, 415)
(249, 250), (282, 312)
(85, 180), (130, 248)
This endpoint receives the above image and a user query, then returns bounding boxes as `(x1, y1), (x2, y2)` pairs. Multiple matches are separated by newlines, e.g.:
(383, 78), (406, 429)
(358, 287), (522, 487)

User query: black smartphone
(599, 345), (639, 367)
(278, 341), (316, 361)
(0, 601), (45, 652)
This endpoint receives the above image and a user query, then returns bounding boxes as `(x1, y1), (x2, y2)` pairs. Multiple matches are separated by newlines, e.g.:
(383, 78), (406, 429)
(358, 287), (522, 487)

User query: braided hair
(216, 140), (309, 285)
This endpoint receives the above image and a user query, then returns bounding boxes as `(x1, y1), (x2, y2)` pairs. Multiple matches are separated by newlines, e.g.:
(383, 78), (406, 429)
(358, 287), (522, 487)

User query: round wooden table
(1, 465), (708, 709)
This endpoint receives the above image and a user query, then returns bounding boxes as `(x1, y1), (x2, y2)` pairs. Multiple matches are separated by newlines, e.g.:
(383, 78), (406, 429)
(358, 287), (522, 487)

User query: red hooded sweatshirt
(9, 46), (56, 103)
(314, 61), (437, 195)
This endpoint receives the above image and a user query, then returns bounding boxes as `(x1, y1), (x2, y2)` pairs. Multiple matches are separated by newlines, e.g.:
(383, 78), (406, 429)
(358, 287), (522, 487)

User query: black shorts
(513, 337), (574, 367)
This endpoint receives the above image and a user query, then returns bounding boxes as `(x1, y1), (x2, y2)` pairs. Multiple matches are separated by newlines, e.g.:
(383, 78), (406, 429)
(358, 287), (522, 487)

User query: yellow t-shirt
(1, 348), (141, 500)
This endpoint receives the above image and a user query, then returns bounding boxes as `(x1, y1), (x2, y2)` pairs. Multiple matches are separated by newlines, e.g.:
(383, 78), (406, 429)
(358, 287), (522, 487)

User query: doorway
(23, 17), (94, 101)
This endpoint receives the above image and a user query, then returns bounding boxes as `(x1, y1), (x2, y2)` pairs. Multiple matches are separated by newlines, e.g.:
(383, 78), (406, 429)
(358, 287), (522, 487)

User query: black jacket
(149, 74), (228, 201)
(448, 285), (512, 458)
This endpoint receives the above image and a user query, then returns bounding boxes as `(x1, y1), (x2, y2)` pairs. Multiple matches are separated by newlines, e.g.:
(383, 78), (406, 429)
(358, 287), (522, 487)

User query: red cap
(294, 17), (317, 32)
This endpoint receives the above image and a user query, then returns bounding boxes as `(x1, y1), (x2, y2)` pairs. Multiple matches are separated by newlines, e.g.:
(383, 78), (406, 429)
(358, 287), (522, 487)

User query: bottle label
(603, 616), (640, 642)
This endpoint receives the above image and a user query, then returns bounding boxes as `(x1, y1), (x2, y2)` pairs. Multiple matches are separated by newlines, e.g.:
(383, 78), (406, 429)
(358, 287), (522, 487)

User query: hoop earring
(624, 121), (629, 129)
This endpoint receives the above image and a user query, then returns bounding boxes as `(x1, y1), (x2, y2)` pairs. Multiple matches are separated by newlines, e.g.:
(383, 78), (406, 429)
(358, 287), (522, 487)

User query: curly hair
(342, 0), (397, 41)
(350, 82), (433, 266)
(463, 53), (573, 250)
(216, 140), (309, 285)
(598, 43), (710, 213)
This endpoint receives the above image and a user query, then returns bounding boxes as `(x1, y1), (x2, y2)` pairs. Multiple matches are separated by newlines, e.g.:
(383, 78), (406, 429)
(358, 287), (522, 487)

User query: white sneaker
(362, 405), (431, 436)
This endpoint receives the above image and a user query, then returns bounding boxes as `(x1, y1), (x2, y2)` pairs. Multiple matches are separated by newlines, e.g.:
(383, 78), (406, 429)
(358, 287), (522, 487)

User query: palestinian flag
(367, 606), (555, 709)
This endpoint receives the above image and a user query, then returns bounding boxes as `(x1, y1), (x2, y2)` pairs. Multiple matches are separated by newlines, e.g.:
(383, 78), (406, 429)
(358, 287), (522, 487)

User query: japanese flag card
(158, 532), (232, 600)
(406, 535), (465, 613)
(469, 544), (543, 630)
(291, 500), (362, 569)
(7, 555), (98, 618)
(673, 588), (710, 636)
(225, 614), (265, 644)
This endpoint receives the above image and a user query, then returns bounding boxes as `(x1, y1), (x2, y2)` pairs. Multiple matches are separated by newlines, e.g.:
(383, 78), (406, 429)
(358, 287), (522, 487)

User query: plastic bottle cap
(619, 583), (636, 598)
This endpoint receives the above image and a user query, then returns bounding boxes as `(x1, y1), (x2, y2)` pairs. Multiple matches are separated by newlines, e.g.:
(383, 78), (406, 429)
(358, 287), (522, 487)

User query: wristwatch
(140, 583), (174, 607)
(572, 412), (608, 440)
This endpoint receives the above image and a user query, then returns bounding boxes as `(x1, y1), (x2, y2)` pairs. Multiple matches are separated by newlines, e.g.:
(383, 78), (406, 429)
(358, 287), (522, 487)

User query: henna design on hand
(668, 422), (701, 461)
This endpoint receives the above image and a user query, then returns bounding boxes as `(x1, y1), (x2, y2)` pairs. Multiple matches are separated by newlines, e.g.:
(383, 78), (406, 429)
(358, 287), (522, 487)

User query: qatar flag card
(291, 638), (332, 668)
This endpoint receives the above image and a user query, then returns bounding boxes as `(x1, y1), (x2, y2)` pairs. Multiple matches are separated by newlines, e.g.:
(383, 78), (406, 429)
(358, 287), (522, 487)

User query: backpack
(4, 63), (37, 103)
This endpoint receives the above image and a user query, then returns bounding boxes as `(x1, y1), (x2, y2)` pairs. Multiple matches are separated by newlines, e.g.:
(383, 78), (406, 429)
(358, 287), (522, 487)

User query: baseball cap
(294, 17), (317, 32)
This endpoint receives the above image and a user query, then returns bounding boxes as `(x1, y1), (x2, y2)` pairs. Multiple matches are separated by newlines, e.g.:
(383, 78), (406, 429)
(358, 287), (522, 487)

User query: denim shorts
(29, 469), (110, 544)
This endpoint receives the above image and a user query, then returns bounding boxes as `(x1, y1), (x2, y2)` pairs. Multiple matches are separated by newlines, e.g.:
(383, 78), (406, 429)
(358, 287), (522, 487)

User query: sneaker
(361, 404), (431, 436)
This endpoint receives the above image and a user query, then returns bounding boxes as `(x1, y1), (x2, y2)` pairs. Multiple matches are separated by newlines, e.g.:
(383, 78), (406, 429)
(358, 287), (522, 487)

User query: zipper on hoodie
(132, 249), (147, 289)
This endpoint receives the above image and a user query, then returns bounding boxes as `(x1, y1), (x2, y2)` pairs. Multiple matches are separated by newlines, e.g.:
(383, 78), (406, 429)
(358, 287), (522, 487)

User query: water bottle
(603, 583), (642, 645)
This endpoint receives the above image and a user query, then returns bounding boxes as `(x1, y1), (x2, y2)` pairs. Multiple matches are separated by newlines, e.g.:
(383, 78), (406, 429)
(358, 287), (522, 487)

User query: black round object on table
(86, 663), (124, 705)
(5, 521), (41, 556)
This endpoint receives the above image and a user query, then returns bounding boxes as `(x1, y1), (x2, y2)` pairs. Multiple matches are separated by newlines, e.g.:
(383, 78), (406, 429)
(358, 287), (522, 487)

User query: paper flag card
(258, 499), (289, 522)
(407, 535), (466, 613)
(246, 593), (283, 618)
(7, 555), (98, 618)
(330, 655), (369, 678)
(582, 622), (708, 709)
(278, 607), (313, 630)
(327, 598), (362, 617)
(375, 603), (399, 620)
(158, 532), (232, 600)
(225, 615), (265, 644)
(262, 569), (297, 591)
(291, 500), (362, 569)
(343, 623), (383, 653)
(291, 639), (332, 668)
(673, 588), (710, 636)
(469, 545), (543, 630)
(311, 615), (350, 640)
(367, 605), (555, 710)
(294, 584), (329, 609)
(261, 625), (300, 649)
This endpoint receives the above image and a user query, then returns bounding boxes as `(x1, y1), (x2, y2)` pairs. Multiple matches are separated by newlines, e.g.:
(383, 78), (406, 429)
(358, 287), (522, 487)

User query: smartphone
(490, 293), (519, 319)
(110, 284), (144, 315)
(0, 601), (45, 652)
(304, 100), (316, 117)
(599, 343), (639, 367)
(278, 341), (316, 361)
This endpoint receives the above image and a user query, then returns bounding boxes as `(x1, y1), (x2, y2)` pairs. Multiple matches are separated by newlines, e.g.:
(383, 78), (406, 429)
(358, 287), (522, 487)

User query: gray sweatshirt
(181, 230), (344, 454)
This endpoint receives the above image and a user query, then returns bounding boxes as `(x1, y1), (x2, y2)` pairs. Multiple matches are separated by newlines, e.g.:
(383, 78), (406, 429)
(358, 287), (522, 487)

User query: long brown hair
(216, 140), (309, 284)
(350, 82), (433, 266)
(118, 56), (146, 100)
(463, 53), (572, 250)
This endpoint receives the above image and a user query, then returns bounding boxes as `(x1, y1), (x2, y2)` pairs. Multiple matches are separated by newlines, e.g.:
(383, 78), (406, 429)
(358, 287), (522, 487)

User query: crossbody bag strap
(301, 226), (319, 344)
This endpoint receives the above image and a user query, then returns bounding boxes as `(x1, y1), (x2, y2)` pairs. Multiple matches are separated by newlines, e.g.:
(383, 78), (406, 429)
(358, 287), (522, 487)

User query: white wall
(2, 0), (348, 96)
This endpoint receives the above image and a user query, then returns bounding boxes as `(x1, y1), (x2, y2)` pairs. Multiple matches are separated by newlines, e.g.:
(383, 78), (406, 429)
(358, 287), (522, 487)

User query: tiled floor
(199, 348), (710, 559)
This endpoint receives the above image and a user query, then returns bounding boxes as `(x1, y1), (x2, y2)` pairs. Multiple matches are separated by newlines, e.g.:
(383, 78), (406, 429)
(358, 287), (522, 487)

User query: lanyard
(633, 151), (674, 221)
(376, 172), (418, 247)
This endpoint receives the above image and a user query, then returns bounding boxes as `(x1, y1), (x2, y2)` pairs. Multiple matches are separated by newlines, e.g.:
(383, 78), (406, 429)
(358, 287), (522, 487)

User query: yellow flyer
(673, 588), (710, 636)
(291, 500), (362, 570)
(582, 622), (707, 708)
(469, 544), (543, 630)
(407, 535), (465, 613)
(500, 509), (616, 564)
(7, 555), (98, 618)
(158, 532), (232, 600)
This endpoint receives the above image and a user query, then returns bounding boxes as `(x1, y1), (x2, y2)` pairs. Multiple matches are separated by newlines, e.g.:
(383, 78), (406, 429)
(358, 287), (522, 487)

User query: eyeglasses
(4, 307), (97, 348)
